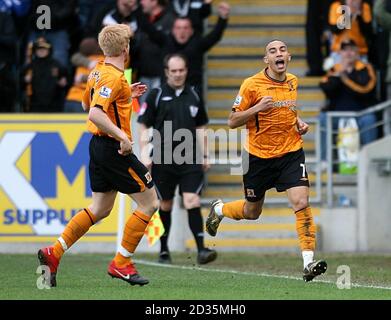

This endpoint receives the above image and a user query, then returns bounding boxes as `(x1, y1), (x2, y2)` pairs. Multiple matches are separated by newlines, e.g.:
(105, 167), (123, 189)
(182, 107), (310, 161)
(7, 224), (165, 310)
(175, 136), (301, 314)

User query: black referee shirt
(137, 83), (208, 164)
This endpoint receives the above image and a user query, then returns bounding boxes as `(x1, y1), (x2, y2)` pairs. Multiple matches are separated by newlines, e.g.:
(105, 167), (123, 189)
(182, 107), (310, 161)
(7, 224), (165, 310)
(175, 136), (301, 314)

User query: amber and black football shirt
(83, 61), (133, 140)
(232, 67), (302, 159)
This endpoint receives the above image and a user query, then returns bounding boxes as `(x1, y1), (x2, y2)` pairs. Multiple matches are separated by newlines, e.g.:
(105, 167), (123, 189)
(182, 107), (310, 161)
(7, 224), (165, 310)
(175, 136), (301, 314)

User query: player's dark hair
(264, 39), (288, 53)
(164, 53), (188, 69)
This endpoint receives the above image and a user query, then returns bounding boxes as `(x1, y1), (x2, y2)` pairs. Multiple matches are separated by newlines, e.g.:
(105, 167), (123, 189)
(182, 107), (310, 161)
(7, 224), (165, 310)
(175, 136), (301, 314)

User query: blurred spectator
(0, 0), (31, 16)
(0, 0), (31, 33)
(83, 0), (139, 73)
(374, 0), (391, 135)
(72, 0), (139, 71)
(319, 39), (377, 160)
(305, 0), (334, 76)
(23, 37), (67, 112)
(27, 0), (78, 67)
(85, 0), (140, 37)
(168, 0), (212, 35)
(78, 0), (115, 30)
(327, 0), (373, 66)
(138, 1), (230, 95)
(1, 0), (32, 42)
(64, 38), (104, 113)
(2, 1), (33, 112)
(0, 10), (17, 112)
(135, 0), (175, 103)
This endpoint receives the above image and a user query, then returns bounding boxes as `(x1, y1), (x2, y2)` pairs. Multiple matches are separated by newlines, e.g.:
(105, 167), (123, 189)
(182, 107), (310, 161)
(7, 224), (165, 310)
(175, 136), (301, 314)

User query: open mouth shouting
(275, 59), (286, 71)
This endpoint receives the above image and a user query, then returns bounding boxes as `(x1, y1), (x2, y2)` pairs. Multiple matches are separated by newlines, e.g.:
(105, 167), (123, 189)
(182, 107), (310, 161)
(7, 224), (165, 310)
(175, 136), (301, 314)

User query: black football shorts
(89, 135), (154, 194)
(151, 163), (204, 200)
(243, 148), (310, 202)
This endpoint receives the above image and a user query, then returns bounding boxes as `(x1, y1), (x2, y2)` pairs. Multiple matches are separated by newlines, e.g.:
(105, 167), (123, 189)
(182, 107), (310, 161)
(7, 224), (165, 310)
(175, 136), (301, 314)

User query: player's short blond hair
(98, 24), (132, 57)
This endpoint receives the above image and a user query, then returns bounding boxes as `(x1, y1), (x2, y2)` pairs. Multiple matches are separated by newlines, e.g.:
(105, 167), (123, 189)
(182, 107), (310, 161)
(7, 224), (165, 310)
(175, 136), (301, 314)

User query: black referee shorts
(151, 163), (204, 200)
(243, 148), (310, 202)
(89, 135), (154, 194)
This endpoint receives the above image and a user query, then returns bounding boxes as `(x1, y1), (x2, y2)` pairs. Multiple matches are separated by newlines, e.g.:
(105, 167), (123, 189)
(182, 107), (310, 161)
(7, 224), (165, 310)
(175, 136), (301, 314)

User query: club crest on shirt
(89, 70), (100, 82)
(287, 80), (295, 91)
(189, 105), (199, 117)
(99, 86), (112, 98)
(233, 95), (242, 106)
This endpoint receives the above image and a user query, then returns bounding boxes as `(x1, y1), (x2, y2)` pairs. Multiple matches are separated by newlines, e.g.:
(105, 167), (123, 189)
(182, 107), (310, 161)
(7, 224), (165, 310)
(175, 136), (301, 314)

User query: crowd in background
(1, 0), (391, 135)
(305, 0), (391, 103)
(305, 0), (391, 150)
(0, 0), (229, 113)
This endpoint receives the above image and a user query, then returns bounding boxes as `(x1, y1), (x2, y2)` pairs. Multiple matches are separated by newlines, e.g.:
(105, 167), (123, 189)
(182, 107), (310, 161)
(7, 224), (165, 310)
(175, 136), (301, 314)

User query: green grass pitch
(1, 252), (391, 300)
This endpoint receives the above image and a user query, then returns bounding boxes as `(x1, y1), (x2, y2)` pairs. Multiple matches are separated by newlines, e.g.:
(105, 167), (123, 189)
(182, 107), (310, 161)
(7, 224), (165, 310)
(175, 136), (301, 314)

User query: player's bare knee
(99, 209), (111, 220)
(89, 193), (116, 221)
(243, 207), (261, 220)
(133, 188), (160, 215)
(292, 198), (309, 212)
(243, 200), (262, 220)
(245, 212), (260, 220)
(144, 198), (160, 216)
(89, 206), (111, 221)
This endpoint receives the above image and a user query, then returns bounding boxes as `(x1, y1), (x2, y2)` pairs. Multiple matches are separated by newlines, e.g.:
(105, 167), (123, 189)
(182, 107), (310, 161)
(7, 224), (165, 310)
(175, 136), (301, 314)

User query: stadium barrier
(324, 100), (391, 207)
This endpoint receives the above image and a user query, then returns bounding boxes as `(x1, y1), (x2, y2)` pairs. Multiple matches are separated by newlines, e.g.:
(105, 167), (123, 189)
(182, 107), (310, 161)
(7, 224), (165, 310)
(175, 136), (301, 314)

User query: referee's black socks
(159, 208), (172, 253)
(187, 207), (205, 251)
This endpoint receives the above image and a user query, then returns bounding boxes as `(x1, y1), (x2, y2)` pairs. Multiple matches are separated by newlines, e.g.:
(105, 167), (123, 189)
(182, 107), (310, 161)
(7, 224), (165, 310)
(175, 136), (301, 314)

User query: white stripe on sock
(58, 237), (68, 251)
(118, 245), (133, 258)
(215, 203), (224, 217)
(302, 250), (314, 268)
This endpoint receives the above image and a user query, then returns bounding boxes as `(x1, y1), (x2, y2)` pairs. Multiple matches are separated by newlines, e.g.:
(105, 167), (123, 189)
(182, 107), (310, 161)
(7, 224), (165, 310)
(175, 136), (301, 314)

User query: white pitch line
(135, 259), (391, 291)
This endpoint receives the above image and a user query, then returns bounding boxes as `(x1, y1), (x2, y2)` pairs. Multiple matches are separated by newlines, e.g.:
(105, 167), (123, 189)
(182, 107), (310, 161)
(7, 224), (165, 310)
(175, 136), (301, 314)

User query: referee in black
(137, 53), (217, 265)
